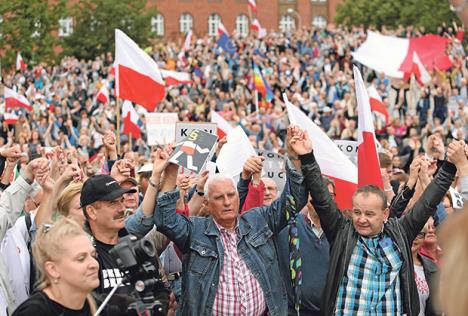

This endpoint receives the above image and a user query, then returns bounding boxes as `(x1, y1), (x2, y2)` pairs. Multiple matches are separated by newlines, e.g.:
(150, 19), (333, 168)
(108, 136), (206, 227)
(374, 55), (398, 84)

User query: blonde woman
(56, 182), (85, 226)
(12, 217), (99, 315)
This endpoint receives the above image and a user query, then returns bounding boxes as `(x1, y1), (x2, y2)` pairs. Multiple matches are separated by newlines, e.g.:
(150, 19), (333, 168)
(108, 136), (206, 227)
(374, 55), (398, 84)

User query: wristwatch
(149, 178), (159, 189)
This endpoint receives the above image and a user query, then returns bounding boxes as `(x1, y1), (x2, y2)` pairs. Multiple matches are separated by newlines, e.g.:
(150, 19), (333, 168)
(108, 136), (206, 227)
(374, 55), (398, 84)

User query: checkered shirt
(212, 223), (266, 316)
(335, 234), (403, 315)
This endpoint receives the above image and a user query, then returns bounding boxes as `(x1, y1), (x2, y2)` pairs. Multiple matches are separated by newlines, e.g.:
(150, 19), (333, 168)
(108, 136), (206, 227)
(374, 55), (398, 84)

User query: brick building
(148, 0), (342, 39)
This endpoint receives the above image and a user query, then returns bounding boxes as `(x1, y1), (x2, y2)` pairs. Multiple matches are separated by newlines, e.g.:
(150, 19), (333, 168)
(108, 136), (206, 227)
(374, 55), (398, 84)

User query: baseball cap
(119, 177), (138, 187)
(80, 174), (137, 207)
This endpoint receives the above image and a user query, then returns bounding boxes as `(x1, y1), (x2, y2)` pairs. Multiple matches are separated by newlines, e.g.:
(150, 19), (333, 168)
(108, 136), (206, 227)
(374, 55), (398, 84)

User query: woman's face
(47, 235), (99, 293)
(68, 194), (86, 227)
(423, 217), (437, 246)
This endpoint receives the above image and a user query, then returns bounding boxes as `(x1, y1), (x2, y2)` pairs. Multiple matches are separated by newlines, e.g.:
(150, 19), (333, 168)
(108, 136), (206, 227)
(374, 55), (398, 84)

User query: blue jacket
(154, 159), (308, 316)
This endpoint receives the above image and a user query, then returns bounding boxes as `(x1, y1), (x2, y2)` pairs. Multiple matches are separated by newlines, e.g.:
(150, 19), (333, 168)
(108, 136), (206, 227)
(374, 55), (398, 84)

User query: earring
(53, 278), (59, 284)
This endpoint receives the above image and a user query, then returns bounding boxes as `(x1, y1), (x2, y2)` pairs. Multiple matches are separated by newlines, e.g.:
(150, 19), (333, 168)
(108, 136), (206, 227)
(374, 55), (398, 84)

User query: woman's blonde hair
(56, 182), (83, 217)
(32, 217), (96, 314)
(438, 207), (468, 316)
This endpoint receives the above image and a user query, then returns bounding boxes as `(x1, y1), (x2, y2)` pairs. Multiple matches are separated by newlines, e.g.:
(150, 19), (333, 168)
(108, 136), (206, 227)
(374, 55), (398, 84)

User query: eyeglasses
(416, 231), (426, 239)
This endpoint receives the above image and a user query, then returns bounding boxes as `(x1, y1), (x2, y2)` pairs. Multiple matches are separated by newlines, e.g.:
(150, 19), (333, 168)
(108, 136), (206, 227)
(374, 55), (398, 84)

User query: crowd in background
(0, 21), (468, 316)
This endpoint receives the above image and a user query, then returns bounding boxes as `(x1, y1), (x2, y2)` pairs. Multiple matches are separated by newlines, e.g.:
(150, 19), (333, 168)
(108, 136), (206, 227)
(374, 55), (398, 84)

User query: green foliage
(0, 0), (66, 70)
(335, 0), (459, 32)
(62, 0), (157, 60)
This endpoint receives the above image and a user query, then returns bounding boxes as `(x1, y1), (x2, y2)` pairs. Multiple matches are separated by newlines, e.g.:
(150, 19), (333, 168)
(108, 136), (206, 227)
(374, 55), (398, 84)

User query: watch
(149, 178), (159, 189)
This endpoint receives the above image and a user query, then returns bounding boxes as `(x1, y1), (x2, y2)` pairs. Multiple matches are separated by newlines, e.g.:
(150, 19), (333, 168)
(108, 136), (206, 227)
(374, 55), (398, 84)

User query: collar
(205, 216), (252, 237)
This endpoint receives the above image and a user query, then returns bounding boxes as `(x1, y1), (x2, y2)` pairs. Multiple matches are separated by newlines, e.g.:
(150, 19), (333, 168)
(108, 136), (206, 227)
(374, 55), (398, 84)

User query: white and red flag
(16, 52), (26, 72)
(251, 19), (266, 39)
(248, 0), (257, 13)
(3, 112), (19, 124)
(367, 85), (389, 126)
(122, 100), (142, 139)
(4, 87), (32, 112)
(210, 110), (234, 139)
(352, 31), (451, 78)
(114, 29), (165, 112)
(178, 30), (193, 64)
(409, 52), (431, 86)
(96, 85), (109, 104)
(160, 70), (193, 86)
(285, 94), (357, 210)
(354, 66), (384, 189)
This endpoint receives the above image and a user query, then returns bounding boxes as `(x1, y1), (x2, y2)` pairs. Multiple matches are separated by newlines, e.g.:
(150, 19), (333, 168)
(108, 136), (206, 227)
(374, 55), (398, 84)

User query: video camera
(109, 235), (168, 316)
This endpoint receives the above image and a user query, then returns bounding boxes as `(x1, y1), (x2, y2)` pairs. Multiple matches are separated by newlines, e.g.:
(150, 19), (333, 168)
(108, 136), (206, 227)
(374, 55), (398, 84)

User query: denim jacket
(154, 159), (307, 316)
(124, 207), (155, 237)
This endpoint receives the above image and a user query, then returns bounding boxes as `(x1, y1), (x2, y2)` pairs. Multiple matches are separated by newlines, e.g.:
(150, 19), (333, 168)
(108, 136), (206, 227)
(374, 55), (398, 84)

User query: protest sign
(146, 113), (178, 145)
(334, 140), (358, 165)
(175, 122), (217, 143)
(256, 150), (286, 192)
(169, 129), (218, 174)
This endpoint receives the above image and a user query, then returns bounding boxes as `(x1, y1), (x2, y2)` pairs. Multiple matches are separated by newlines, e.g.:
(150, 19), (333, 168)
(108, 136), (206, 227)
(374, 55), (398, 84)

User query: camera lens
(134, 239), (156, 262)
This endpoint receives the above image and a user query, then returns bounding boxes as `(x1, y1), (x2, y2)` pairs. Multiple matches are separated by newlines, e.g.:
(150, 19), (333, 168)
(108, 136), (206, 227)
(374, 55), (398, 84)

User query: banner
(169, 129), (218, 174)
(256, 150), (286, 192)
(146, 113), (178, 145)
(175, 122), (217, 143)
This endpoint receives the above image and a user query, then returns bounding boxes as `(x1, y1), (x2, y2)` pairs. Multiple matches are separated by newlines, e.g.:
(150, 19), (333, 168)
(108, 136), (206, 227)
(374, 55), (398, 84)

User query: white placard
(146, 113), (178, 146)
(175, 122), (217, 143)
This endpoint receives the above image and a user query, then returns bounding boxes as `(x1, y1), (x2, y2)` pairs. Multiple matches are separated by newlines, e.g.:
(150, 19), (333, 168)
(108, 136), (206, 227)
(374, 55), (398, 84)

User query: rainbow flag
(253, 62), (273, 105)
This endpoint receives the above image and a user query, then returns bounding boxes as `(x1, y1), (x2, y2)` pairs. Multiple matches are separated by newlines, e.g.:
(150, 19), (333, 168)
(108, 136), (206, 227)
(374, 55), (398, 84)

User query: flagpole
(116, 98), (121, 156)
(129, 132), (133, 152)
(254, 89), (259, 114)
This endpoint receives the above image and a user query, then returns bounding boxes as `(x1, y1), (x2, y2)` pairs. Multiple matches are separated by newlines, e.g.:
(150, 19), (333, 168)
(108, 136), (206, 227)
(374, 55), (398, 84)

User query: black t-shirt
(12, 291), (90, 316)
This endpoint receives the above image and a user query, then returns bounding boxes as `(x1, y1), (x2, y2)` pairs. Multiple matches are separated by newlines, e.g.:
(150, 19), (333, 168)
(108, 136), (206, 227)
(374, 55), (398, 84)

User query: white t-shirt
(414, 264), (429, 316)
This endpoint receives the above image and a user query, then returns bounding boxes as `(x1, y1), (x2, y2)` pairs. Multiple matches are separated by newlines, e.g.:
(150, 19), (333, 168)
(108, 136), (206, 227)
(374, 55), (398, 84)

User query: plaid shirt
(335, 234), (403, 315)
(212, 223), (266, 316)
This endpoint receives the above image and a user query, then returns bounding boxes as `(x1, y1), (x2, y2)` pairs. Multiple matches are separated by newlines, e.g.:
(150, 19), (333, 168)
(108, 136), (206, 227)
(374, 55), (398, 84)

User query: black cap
(80, 174), (137, 207)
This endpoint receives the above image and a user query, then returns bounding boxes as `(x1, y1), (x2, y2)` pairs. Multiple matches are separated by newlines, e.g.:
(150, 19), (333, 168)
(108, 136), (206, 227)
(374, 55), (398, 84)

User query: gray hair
(204, 174), (236, 198)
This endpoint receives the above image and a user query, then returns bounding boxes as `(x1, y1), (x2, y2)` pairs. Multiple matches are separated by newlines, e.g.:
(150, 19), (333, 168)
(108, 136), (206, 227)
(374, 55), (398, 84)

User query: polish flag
(122, 100), (142, 139)
(251, 19), (266, 39)
(248, 0), (257, 13)
(4, 87), (32, 112)
(285, 94), (357, 210)
(160, 70), (193, 86)
(367, 85), (389, 126)
(115, 29), (165, 112)
(410, 52), (431, 86)
(353, 31), (451, 78)
(354, 66), (384, 189)
(3, 112), (19, 124)
(96, 85), (109, 104)
(16, 52), (26, 72)
(211, 110), (234, 139)
(178, 30), (192, 64)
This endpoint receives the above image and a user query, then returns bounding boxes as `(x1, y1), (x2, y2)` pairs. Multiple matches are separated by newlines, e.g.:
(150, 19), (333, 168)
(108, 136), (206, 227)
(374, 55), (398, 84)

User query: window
(235, 14), (249, 37)
(208, 13), (221, 36)
(179, 13), (193, 33)
(151, 14), (164, 36)
(312, 16), (327, 28)
(58, 17), (73, 37)
(279, 15), (295, 32)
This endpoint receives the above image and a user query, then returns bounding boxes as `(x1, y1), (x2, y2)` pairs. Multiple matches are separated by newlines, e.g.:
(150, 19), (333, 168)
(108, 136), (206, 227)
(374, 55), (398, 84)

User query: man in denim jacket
(153, 126), (313, 316)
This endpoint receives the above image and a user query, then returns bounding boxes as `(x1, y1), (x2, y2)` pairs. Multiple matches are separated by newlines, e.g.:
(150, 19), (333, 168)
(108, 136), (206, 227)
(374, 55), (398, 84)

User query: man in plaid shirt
(302, 141), (463, 315)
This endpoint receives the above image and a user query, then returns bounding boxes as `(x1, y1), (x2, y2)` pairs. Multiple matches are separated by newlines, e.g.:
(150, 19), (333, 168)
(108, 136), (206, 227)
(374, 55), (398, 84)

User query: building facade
(147, 0), (342, 39)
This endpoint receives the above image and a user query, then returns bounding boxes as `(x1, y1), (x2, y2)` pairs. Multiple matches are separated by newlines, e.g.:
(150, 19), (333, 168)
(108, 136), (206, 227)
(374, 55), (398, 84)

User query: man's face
(262, 178), (278, 206)
(120, 182), (139, 211)
(351, 192), (388, 237)
(87, 197), (126, 233)
(205, 179), (240, 229)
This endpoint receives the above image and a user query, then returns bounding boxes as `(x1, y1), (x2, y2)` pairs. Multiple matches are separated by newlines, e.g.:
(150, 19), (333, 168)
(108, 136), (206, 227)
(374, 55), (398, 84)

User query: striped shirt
(212, 222), (266, 316)
(335, 234), (403, 315)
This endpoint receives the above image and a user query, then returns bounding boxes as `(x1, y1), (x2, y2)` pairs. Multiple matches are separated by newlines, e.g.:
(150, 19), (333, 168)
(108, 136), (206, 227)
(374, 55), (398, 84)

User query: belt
(167, 272), (181, 281)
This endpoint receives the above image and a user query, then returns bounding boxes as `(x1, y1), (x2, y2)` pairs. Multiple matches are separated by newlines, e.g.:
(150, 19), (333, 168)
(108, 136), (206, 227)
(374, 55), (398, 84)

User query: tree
(62, 0), (157, 60)
(335, 0), (459, 32)
(0, 0), (66, 70)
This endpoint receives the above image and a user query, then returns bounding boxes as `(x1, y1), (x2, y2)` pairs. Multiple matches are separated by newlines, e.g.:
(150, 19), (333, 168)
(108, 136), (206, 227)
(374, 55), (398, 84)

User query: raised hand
(447, 140), (467, 167)
(196, 170), (209, 194)
(407, 156), (421, 188)
(103, 131), (117, 157)
(110, 159), (133, 182)
(289, 126), (313, 156)
(241, 156), (265, 180)
(215, 137), (227, 157)
(0, 145), (22, 160)
(152, 148), (170, 177)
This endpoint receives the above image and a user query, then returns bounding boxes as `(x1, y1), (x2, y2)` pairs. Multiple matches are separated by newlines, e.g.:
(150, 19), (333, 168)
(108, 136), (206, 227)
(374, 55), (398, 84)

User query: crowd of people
(0, 15), (468, 316)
